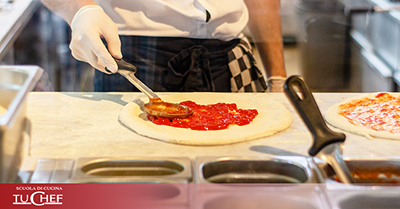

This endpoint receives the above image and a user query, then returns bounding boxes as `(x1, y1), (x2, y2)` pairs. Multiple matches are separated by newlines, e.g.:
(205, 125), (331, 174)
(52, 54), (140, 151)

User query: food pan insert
(326, 190), (400, 209)
(69, 157), (192, 183)
(194, 156), (319, 184)
(0, 66), (42, 183)
(201, 192), (328, 209)
(315, 157), (400, 185)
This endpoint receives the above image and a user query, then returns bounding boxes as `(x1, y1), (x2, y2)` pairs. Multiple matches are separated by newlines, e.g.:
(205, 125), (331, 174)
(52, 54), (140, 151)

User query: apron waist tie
(163, 45), (215, 92)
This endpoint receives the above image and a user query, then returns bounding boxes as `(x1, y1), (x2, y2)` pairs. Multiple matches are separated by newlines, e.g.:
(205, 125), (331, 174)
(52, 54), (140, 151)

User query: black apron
(94, 35), (267, 92)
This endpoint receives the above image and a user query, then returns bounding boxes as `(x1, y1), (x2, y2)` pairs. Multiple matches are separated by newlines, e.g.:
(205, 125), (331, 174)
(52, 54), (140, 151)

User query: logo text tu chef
(13, 186), (63, 206)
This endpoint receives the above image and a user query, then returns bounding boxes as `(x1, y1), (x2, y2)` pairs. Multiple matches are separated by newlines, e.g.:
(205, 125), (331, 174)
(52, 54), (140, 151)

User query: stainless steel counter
(19, 92), (400, 178)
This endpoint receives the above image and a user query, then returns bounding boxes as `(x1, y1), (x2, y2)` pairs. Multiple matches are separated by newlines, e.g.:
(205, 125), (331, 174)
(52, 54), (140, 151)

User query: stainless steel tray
(325, 189), (400, 209)
(0, 66), (42, 183)
(69, 157), (192, 183)
(193, 156), (331, 209)
(30, 158), (191, 207)
(194, 185), (331, 209)
(29, 156), (400, 208)
(194, 156), (319, 184)
(314, 157), (400, 186)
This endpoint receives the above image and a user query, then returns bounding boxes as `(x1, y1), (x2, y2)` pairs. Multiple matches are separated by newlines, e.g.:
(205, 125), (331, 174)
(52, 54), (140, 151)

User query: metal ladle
(108, 59), (193, 119)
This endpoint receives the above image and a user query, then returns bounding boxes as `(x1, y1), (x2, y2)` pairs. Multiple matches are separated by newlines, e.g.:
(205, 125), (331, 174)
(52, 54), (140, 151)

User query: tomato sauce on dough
(147, 101), (258, 130)
(338, 93), (400, 134)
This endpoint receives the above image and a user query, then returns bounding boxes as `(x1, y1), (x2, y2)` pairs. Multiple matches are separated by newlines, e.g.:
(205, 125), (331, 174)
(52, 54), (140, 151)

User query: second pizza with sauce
(325, 92), (400, 140)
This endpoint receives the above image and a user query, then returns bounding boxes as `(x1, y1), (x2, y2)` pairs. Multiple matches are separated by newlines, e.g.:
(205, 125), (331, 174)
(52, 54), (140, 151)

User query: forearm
(244, 0), (286, 78)
(41, 0), (98, 25)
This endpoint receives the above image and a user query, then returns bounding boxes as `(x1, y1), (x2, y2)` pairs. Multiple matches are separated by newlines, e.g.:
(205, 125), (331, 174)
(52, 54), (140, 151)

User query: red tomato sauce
(338, 93), (400, 134)
(147, 101), (258, 131)
(334, 167), (400, 184)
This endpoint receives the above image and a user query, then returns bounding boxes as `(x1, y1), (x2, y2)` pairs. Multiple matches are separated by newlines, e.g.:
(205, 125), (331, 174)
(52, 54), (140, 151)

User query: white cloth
(94, 0), (249, 41)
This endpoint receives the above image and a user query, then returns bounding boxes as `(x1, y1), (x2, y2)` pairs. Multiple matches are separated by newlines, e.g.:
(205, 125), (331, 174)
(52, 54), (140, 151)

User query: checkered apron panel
(228, 37), (268, 92)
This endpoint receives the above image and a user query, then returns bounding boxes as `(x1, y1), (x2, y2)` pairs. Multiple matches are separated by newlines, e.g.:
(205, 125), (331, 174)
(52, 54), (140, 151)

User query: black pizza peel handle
(283, 76), (346, 156)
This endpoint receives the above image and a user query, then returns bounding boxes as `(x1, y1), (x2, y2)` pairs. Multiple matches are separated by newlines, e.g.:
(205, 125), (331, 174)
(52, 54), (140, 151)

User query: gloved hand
(267, 76), (286, 92)
(70, 5), (122, 73)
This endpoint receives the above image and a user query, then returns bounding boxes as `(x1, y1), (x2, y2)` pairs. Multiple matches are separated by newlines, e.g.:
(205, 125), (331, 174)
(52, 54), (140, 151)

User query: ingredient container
(69, 157), (192, 183)
(315, 157), (400, 185)
(0, 66), (42, 182)
(194, 156), (319, 184)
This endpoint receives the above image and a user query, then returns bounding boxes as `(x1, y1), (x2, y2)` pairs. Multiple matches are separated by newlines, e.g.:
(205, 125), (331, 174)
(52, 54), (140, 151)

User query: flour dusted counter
(22, 92), (400, 161)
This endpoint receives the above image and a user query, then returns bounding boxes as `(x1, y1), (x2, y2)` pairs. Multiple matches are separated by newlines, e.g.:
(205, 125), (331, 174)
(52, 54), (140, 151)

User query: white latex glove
(70, 5), (122, 73)
(267, 76), (286, 92)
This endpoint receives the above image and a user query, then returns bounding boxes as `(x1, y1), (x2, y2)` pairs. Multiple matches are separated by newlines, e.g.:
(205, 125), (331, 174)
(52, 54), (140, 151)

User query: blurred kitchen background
(1, 0), (400, 92)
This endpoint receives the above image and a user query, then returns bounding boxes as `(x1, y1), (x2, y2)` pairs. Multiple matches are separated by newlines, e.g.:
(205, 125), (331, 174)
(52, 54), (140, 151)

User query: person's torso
(95, 0), (248, 40)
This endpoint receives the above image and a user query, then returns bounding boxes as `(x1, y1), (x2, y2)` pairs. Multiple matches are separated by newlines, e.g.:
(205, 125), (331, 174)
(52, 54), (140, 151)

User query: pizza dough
(119, 93), (292, 146)
(325, 93), (400, 140)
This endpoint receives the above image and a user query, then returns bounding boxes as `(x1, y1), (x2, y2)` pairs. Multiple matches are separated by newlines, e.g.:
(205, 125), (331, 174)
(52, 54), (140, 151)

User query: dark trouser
(94, 36), (240, 92)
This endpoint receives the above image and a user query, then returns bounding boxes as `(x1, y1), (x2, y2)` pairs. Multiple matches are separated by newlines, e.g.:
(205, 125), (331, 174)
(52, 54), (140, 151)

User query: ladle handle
(284, 76), (346, 156)
(109, 58), (159, 99)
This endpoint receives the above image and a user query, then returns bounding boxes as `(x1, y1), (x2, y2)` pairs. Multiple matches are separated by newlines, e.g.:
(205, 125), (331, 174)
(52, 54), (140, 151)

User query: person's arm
(244, 0), (286, 92)
(40, 0), (97, 25)
(41, 0), (121, 73)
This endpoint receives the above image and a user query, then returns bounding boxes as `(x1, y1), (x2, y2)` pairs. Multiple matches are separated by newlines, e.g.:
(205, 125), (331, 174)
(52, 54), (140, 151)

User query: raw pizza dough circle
(325, 93), (400, 140)
(119, 93), (292, 146)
